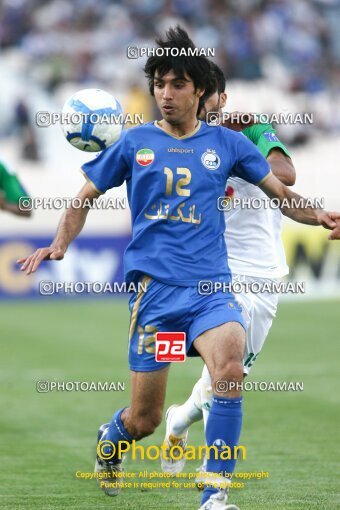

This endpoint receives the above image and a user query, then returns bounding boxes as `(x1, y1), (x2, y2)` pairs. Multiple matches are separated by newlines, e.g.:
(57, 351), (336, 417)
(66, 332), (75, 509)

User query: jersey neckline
(153, 120), (202, 140)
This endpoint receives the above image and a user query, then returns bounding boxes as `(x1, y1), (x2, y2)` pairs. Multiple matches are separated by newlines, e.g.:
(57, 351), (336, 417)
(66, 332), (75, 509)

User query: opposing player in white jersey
(161, 63), (296, 476)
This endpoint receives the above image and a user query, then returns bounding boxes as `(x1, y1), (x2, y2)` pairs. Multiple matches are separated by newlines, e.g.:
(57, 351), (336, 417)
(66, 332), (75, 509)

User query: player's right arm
(18, 130), (130, 275)
(17, 182), (100, 274)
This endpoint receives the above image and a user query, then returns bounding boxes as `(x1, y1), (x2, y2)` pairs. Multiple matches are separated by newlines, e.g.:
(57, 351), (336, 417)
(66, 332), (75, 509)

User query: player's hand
(316, 211), (340, 239)
(17, 246), (65, 275)
(221, 111), (256, 132)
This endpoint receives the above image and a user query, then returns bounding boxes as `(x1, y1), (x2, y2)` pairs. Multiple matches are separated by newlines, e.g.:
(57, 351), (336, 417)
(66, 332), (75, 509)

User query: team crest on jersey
(201, 149), (220, 170)
(136, 148), (155, 166)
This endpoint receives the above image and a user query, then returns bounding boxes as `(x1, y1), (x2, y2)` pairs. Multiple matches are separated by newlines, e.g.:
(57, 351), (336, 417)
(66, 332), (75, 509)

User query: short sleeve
(242, 123), (291, 159)
(231, 132), (271, 185)
(81, 130), (130, 193)
(0, 162), (29, 203)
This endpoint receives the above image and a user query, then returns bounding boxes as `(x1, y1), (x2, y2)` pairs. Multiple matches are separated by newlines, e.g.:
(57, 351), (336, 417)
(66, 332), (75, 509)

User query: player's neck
(157, 118), (200, 138)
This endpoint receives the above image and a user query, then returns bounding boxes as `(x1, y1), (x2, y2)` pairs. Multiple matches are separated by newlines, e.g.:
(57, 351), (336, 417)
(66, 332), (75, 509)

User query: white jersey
(224, 175), (289, 279)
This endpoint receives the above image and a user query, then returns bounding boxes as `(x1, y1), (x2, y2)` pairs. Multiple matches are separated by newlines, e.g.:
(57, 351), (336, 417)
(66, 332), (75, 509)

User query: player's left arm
(259, 173), (340, 240)
(231, 132), (340, 240)
(242, 122), (296, 186)
(267, 149), (295, 186)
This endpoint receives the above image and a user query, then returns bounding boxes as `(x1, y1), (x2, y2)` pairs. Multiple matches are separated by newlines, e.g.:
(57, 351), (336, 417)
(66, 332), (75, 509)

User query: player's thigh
(193, 321), (246, 377)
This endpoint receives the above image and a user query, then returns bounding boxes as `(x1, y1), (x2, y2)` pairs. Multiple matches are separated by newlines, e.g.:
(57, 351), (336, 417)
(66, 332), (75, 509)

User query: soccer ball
(61, 88), (123, 152)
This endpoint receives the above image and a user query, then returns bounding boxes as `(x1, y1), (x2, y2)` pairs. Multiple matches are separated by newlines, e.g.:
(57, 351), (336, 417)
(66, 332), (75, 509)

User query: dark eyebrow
(153, 76), (191, 83)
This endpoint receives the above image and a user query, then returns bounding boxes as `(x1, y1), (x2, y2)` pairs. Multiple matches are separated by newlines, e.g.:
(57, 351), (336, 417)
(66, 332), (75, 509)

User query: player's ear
(196, 88), (205, 98)
(220, 92), (227, 108)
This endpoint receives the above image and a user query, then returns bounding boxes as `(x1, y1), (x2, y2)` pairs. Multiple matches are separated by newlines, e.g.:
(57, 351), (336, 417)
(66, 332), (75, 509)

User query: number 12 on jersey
(164, 167), (191, 197)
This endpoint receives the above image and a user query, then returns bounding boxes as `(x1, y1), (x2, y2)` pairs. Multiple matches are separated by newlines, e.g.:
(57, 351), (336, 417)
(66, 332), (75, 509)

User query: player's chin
(161, 108), (177, 120)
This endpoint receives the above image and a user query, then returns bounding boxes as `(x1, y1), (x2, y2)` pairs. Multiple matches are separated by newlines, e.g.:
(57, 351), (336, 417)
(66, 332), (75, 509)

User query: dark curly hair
(144, 25), (215, 101)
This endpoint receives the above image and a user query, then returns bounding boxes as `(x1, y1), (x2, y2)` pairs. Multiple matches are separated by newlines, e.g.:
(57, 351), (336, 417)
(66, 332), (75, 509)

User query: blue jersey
(82, 121), (270, 286)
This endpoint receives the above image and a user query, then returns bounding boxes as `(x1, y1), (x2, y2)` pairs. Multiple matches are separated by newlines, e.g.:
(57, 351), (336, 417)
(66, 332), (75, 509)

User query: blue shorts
(128, 276), (245, 372)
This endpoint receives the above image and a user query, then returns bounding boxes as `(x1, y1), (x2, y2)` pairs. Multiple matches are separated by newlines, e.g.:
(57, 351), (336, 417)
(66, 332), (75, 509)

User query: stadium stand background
(0, 0), (340, 298)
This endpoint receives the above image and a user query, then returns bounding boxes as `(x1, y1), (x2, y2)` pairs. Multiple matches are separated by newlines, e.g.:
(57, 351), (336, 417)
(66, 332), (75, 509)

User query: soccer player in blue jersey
(18, 27), (340, 510)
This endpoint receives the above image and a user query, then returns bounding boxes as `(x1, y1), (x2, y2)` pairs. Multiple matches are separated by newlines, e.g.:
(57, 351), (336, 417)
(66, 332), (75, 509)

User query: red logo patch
(155, 332), (186, 362)
(225, 185), (234, 198)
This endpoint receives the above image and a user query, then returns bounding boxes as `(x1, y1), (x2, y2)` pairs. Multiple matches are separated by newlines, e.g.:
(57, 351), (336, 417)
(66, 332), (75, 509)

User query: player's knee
(212, 359), (244, 386)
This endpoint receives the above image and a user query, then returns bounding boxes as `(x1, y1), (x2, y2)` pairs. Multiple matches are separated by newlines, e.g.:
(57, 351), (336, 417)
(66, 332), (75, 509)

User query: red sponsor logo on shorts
(155, 332), (186, 362)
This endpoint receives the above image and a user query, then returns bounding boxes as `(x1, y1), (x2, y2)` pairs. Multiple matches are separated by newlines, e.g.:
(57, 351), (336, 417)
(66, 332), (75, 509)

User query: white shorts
(232, 274), (279, 375)
(199, 274), (279, 411)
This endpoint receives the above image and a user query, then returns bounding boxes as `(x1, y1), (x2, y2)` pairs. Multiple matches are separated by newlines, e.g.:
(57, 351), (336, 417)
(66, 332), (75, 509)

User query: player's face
(199, 91), (227, 120)
(153, 70), (204, 125)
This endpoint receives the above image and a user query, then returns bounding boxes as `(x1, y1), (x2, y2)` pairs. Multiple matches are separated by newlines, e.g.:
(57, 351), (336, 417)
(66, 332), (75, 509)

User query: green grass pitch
(1, 299), (339, 510)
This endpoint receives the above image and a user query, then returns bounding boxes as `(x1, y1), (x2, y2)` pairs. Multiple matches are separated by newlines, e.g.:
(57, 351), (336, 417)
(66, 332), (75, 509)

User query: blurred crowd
(1, 0), (340, 92)
(1, 0), (340, 154)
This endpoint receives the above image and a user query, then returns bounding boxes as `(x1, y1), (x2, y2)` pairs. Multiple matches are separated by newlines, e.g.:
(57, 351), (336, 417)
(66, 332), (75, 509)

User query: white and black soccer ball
(61, 88), (123, 152)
